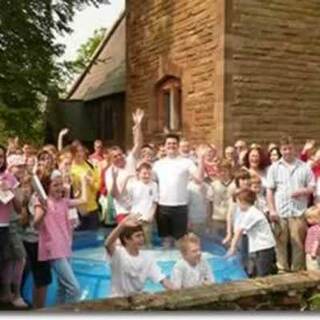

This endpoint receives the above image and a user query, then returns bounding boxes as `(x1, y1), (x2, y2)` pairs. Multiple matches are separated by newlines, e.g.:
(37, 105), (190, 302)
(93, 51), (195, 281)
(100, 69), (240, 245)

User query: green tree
(62, 27), (106, 92)
(71, 27), (106, 73)
(0, 0), (108, 144)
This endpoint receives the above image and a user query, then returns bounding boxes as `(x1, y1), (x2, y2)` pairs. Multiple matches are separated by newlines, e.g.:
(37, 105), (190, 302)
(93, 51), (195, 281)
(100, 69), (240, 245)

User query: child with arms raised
(34, 169), (88, 305)
(126, 162), (158, 248)
(104, 214), (174, 297)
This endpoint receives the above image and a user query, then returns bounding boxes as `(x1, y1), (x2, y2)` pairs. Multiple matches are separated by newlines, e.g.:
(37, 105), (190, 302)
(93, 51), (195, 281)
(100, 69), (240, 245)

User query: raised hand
(7, 138), (18, 154)
(59, 128), (70, 136)
(197, 145), (209, 160)
(122, 213), (142, 227)
(163, 126), (170, 134)
(14, 136), (19, 146)
(7, 138), (15, 147)
(303, 139), (316, 152)
(132, 108), (144, 126)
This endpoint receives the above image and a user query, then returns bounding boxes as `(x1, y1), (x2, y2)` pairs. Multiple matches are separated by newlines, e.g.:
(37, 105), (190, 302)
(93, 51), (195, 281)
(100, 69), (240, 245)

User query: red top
(204, 162), (219, 179)
(99, 167), (108, 196)
(89, 152), (104, 165)
(300, 152), (320, 206)
(300, 152), (308, 163)
(300, 151), (320, 176)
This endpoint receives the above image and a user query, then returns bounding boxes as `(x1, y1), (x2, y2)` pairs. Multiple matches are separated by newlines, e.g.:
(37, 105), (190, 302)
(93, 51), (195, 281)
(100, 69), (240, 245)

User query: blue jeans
(51, 258), (81, 305)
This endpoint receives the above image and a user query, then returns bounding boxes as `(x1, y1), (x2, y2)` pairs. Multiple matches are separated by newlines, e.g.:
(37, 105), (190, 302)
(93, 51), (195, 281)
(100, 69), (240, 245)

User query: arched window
(156, 76), (182, 132)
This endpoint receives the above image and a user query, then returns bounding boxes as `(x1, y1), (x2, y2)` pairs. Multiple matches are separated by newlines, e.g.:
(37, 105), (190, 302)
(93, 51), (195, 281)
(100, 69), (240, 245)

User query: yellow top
(70, 161), (100, 214)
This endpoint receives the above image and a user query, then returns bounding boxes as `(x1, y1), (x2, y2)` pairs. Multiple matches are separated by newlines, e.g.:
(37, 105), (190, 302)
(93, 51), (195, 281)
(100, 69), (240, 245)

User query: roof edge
(66, 9), (126, 100)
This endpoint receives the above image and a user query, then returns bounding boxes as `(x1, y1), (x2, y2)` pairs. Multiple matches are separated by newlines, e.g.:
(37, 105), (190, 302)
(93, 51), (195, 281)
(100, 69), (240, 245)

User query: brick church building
(125, 0), (320, 150)
(56, 0), (320, 151)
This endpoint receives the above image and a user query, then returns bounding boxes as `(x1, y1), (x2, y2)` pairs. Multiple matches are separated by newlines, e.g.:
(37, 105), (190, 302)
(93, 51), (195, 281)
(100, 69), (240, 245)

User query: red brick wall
(224, 0), (320, 148)
(126, 0), (225, 149)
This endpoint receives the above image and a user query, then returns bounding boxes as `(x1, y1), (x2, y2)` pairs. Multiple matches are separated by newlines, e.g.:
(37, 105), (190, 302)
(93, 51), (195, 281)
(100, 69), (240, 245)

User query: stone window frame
(156, 76), (182, 133)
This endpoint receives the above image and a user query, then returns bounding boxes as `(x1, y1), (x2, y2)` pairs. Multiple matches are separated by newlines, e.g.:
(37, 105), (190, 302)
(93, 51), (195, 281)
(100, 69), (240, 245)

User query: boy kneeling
(227, 188), (277, 277)
(171, 233), (214, 289)
(104, 214), (174, 297)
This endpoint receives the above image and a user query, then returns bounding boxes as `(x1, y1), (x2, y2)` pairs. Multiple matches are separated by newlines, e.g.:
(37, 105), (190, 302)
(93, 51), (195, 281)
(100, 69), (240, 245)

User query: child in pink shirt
(304, 206), (320, 271)
(34, 169), (88, 305)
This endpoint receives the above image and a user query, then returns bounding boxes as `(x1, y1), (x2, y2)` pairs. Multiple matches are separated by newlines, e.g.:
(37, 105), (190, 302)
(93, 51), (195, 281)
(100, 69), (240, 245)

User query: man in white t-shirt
(227, 188), (277, 277)
(105, 109), (144, 223)
(104, 214), (174, 297)
(153, 134), (205, 247)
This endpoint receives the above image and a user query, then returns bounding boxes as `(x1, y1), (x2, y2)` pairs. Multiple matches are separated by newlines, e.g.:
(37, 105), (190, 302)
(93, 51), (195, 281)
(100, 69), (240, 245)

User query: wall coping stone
(43, 271), (320, 312)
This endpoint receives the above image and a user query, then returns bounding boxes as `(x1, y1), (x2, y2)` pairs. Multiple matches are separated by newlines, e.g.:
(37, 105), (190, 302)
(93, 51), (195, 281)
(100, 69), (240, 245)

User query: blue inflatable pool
(22, 230), (247, 307)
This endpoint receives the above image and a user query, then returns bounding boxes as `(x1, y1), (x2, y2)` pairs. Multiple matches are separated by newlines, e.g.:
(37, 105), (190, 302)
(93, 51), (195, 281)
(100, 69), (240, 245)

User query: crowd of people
(0, 108), (320, 309)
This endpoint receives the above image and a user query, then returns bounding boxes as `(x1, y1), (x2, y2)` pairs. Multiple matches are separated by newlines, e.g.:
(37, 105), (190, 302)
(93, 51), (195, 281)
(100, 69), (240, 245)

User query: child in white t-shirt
(104, 214), (174, 297)
(171, 233), (214, 289)
(226, 188), (277, 277)
(223, 169), (251, 274)
(223, 169), (252, 245)
(207, 160), (236, 241)
(127, 162), (158, 247)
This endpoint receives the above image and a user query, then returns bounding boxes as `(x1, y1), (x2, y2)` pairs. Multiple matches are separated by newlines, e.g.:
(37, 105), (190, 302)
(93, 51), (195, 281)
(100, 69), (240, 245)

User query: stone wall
(126, 0), (225, 148)
(127, 0), (320, 150)
(224, 0), (320, 147)
(48, 271), (320, 311)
